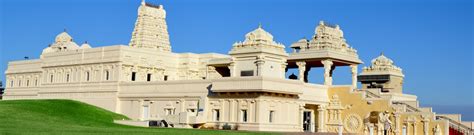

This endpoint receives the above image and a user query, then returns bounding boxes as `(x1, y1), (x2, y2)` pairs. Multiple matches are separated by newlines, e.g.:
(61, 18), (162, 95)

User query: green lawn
(0, 99), (278, 135)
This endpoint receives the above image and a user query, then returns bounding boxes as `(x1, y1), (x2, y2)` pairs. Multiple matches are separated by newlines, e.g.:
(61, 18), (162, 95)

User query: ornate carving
(433, 124), (442, 135)
(344, 114), (363, 133)
(322, 60), (333, 85)
(362, 53), (403, 76)
(129, 2), (171, 52)
(230, 25), (285, 52)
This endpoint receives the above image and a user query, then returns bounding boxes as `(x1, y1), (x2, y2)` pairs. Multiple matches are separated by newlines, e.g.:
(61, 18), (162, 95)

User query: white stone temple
(3, 1), (473, 134)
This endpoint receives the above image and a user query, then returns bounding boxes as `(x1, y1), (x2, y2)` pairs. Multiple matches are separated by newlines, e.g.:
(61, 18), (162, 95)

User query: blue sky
(1, 0), (473, 118)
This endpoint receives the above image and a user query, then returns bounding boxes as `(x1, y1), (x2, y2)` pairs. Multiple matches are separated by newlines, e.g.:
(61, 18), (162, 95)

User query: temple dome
(80, 42), (92, 49)
(371, 54), (394, 66)
(55, 32), (73, 43)
(42, 31), (80, 54)
(42, 47), (54, 54)
(230, 24), (286, 56)
(244, 25), (273, 43)
(362, 53), (403, 76)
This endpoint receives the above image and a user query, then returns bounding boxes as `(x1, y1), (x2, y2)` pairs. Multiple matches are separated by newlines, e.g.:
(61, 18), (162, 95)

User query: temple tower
(287, 21), (361, 88)
(129, 0), (171, 52)
(358, 53), (404, 93)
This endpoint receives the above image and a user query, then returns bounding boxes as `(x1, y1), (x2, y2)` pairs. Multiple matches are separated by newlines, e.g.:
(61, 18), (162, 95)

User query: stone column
(206, 66), (210, 79)
(422, 116), (430, 135)
(413, 122), (417, 135)
(255, 56), (265, 76)
(299, 105), (305, 131)
(350, 65), (358, 89)
(311, 110), (316, 132)
(317, 105), (327, 132)
(322, 60), (333, 85)
(281, 63), (287, 79)
(254, 100), (259, 123)
(229, 100), (235, 122)
(180, 99), (186, 113)
(296, 61), (306, 82)
(394, 113), (401, 135)
(228, 63), (235, 77)
(255, 60), (265, 76)
(405, 123), (409, 135)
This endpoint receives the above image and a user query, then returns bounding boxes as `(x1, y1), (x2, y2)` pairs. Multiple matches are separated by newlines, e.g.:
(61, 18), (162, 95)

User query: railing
(365, 90), (381, 98)
(392, 101), (421, 112)
(436, 115), (474, 133)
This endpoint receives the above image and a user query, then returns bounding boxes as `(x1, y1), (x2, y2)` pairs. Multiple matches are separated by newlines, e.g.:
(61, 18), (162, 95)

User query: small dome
(362, 53), (403, 77)
(291, 38), (308, 48)
(55, 32), (73, 43)
(42, 47), (54, 54)
(371, 53), (394, 66)
(245, 25), (273, 43)
(289, 73), (298, 80)
(297, 38), (308, 43)
(80, 42), (92, 49)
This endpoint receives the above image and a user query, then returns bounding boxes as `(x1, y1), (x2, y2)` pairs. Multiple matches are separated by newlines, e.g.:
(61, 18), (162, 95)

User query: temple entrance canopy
(286, 21), (362, 87)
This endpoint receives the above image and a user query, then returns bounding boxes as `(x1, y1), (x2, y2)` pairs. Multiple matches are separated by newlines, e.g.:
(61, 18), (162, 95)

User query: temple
(3, 2), (473, 135)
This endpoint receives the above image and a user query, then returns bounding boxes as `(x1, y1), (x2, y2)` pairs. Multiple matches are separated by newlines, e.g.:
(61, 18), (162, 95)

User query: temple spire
(129, 1), (171, 52)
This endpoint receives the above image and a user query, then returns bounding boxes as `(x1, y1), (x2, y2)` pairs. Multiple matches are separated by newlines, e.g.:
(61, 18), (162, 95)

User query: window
(147, 73), (152, 82)
(50, 75), (54, 83)
(241, 110), (248, 122)
(240, 70), (254, 77)
(10, 80), (13, 87)
(402, 126), (407, 135)
(26, 80), (29, 86)
(35, 79), (38, 86)
(86, 72), (90, 81)
(105, 71), (109, 80)
(131, 72), (136, 81)
(165, 108), (175, 115)
(269, 111), (275, 123)
(18, 80), (21, 87)
(66, 74), (70, 82)
(187, 109), (197, 116)
(213, 109), (220, 121)
(164, 75), (168, 81)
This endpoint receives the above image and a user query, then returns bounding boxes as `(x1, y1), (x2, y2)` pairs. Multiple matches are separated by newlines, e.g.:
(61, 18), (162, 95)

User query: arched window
(50, 74), (54, 83)
(66, 74), (70, 82)
(26, 80), (29, 86)
(86, 72), (90, 81)
(105, 71), (109, 81)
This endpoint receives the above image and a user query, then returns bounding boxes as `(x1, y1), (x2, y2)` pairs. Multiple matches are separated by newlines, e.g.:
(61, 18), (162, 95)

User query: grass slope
(0, 100), (276, 135)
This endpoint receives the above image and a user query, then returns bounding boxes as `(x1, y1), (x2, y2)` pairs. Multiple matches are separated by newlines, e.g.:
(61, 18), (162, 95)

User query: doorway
(142, 105), (149, 120)
(303, 111), (312, 132)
